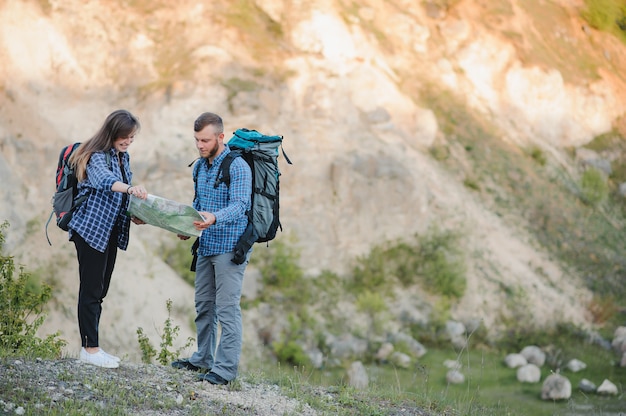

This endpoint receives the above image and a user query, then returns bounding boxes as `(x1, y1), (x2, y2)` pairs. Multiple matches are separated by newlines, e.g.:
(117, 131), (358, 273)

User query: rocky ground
(0, 357), (436, 415)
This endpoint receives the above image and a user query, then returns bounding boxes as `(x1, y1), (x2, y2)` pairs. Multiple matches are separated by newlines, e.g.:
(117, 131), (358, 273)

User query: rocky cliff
(1, 0), (624, 360)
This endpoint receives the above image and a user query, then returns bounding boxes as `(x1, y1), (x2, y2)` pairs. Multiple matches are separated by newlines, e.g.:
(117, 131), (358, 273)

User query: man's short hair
(194, 112), (224, 133)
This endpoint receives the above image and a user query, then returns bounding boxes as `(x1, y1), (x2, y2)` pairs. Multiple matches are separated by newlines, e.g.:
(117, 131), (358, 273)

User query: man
(172, 112), (252, 385)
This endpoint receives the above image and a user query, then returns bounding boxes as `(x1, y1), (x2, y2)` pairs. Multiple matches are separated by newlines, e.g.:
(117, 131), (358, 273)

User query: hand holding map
(128, 194), (203, 237)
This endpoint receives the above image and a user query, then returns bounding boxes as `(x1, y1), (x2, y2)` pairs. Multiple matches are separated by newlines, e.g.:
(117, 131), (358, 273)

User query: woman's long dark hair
(69, 109), (140, 182)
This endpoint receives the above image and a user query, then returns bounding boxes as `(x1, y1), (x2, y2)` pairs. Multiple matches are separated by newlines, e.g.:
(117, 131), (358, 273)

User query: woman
(67, 109), (148, 368)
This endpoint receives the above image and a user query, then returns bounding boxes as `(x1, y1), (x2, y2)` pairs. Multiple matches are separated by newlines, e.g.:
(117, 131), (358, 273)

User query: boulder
(389, 351), (411, 369)
(446, 370), (465, 384)
(347, 361), (369, 389)
(565, 358), (586, 373)
(597, 379), (618, 396)
(517, 364), (541, 383)
(578, 378), (596, 393)
(390, 333), (427, 358)
(541, 374), (572, 401)
(375, 342), (394, 362)
(504, 353), (527, 369)
(520, 345), (546, 367)
(611, 326), (626, 355)
(443, 359), (461, 370)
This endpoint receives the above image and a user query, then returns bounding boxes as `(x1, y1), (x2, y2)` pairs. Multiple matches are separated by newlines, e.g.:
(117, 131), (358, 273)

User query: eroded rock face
(1, 0), (623, 358)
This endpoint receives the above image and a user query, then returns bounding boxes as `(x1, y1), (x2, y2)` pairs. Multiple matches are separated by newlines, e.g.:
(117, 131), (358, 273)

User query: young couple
(69, 110), (250, 385)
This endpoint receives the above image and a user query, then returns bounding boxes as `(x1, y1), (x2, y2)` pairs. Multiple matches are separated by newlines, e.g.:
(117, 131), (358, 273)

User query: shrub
(582, 0), (626, 43)
(580, 167), (609, 206)
(356, 290), (387, 336)
(417, 229), (467, 299)
(136, 299), (194, 365)
(272, 314), (311, 367)
(254, 239), (309, 303)
(0, 221), (66, 358)
(349, 228), (467, 299)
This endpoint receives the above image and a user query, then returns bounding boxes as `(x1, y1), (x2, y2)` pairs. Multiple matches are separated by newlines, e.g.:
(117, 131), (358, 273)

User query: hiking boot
(171, 358), (203, 372)
(80, 348), (119, 369)
(198, 371), (229, 385)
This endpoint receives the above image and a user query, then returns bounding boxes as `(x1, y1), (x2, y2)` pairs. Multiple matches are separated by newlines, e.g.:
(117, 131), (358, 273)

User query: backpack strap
(279, 138), (293, 165)
(214, 152), (239, 189)
(192, 158), (206, 204)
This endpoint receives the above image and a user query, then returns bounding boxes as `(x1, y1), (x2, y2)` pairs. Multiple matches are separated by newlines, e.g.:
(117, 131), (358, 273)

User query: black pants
(72, 230), (118, 348)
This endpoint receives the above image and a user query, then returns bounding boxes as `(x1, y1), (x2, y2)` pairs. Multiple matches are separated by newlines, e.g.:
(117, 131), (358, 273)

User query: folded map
(128, 194), (203, 237)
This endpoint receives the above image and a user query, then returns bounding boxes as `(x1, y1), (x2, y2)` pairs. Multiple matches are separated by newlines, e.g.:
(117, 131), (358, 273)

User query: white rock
(597, 379), (618, 395)
(446, 370), (465, 384)
(520, 345), (546, 367)
(541, 374), (572, 400)
(375, 342), (394, 361)
(614, 326), (626, 339)
(565, 358), (586, 372)
(517, 364), (541, 383)
(443, 359), (461, 370)
(504, 353), (527, 368)
(347, 361), (368, 390)
(389, 351), (411, 369)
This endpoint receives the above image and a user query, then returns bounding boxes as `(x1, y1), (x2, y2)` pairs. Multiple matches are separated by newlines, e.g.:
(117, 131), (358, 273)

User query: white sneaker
(100, 349), (121, 362)
(80, 348), (119, 368)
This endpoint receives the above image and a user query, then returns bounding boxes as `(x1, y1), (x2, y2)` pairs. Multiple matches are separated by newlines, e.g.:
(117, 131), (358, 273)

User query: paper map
(128, 194), (203, 237)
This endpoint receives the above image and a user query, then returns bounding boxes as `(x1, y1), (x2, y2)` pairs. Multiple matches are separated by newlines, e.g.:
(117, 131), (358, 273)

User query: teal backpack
(192, 128), (292, 265)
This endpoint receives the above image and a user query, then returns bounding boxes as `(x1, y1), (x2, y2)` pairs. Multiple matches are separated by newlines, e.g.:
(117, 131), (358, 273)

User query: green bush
(271, 314), (311, 367)
(582, 0), (626, 43)
(254, 239), (310, 303)
(136, 299), (194, 365)
(417, 229), (467, 298)
(580, 167), (609, 206)
(350, 228), (466, 299)
(355, 290), (387, 336)
(350, 245), (389, 293)
(528, 146), (547, 166)
(0, 221), (66, 358)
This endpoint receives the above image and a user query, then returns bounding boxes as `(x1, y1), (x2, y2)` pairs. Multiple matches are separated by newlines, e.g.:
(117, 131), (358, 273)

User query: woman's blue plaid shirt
(193, 146), (251, 256)
(68, 149), (132, 252)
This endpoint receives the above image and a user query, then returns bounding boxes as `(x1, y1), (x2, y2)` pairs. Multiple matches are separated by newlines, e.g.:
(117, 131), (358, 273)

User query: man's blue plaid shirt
(193, 146), (251, 256)
(68, 149), (132, 252)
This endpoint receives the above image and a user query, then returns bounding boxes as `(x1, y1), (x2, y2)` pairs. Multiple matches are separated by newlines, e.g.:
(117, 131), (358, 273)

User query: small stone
(597, 379), (618, 395)
(578, 378), (596, 393)
(446, 370), (465, 384)
(565, 359), (586, 372)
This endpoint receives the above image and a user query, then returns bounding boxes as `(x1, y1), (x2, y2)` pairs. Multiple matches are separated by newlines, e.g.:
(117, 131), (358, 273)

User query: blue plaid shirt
(193, 146), (251, 256)
(68, 149), (133, 252)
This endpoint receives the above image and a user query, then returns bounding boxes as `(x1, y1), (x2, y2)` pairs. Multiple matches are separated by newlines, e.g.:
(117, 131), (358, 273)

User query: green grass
(255, 341), (626, 416)
(582, 0), (626, 44)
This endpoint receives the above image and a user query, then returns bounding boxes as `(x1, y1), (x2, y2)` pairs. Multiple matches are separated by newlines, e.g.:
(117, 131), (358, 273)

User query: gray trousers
(189, 251), (249, 380)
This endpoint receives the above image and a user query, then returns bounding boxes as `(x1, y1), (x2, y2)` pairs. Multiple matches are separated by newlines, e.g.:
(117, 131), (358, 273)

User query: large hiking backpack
(45, 143), (110, 245)
(192, 128), (292, 265)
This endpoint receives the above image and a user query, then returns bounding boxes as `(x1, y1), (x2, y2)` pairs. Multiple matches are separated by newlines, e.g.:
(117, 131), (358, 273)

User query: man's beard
(206, 141), (219, 158)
